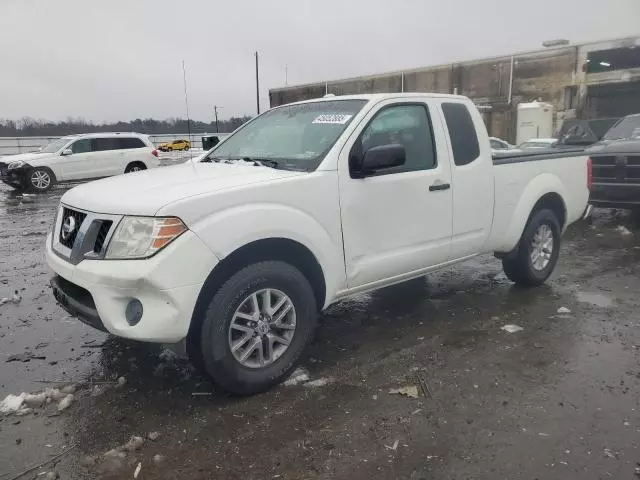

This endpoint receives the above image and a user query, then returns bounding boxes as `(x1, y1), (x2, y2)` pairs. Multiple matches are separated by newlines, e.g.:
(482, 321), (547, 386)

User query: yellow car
(158, 139), (191, 152)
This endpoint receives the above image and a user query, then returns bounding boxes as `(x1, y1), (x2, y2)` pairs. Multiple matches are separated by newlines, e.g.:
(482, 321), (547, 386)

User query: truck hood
(587, 138), (640, 155)
(61, 162), (306, 215)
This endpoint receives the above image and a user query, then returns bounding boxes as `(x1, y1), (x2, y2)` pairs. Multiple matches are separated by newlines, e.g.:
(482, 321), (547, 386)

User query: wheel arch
(187, 237), (326, 359)
(125, 161), (147, 172)
(527, 192), (566, 230)
(494, 172), (568, 253)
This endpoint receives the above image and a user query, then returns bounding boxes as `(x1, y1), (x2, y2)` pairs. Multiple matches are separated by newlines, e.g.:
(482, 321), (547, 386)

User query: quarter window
(118, 137), (145, 149)
(356, 104), (437, 175)
(442, 103), (480, 166)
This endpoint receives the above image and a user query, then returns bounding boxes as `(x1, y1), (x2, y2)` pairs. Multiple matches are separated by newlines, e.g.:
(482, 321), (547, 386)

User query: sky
(1, 0), (639, 123)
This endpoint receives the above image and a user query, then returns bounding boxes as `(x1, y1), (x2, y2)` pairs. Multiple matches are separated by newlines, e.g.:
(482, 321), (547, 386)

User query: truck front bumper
(46, 230), (219, 343)
(0, 165), (30, 190)
(590, 183), (640, 209)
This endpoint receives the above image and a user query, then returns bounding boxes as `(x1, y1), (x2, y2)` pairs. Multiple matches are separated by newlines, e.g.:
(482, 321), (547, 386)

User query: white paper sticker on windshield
(312, 114), (353, 125)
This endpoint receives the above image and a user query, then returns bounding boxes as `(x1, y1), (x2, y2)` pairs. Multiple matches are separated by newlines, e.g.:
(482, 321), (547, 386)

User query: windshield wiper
(239, 157), (279, 169)
(200, 156), (230, 163)
(201, 156), (280, 169)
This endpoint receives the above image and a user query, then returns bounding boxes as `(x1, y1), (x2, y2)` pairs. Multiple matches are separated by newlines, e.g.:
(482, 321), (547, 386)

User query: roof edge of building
(270, 34), (640, 94)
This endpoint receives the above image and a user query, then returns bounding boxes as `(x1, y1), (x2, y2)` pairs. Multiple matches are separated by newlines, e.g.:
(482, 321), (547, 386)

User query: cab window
(354, 104), (437, 176)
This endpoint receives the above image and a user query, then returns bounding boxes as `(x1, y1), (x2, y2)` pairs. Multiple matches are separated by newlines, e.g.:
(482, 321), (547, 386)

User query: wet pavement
(1, 182), (640, 479)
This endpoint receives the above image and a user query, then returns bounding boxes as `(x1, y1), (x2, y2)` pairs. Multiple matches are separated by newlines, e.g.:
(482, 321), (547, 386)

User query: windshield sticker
(312, 114), (353, 125)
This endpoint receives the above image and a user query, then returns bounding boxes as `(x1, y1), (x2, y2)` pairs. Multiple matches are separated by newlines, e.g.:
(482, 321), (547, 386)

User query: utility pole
(285, 64), (288, 86)
(213, 105), (222, 133)
(255, 51), (260, 115)
(182, 60), (191, 142)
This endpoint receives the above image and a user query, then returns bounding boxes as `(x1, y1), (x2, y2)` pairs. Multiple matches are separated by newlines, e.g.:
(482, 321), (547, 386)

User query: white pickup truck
(46, 93), (590, 394)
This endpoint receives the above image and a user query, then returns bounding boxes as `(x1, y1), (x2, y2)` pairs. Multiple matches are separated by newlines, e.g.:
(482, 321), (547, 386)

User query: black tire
(184, 145), (190, 151)
(124, 162), (146, 173)
(28, 167), (55, 192)
(502, 208), (561, 287)
(196, 261), (317, 395)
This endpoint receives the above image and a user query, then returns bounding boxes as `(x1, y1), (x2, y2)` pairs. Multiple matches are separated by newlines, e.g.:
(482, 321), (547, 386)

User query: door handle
(429, 182), (450, 192)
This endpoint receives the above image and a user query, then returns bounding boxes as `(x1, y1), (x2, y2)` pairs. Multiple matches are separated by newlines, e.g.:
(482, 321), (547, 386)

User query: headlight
(8, 160), (26, 170)
(105, 216), (187, 259)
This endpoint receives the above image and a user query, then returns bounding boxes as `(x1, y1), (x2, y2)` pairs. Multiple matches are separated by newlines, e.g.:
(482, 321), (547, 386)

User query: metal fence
(0, 133), (229, 156)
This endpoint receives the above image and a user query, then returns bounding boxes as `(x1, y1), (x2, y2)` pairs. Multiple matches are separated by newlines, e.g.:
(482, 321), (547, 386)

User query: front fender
(189, 203), (344, 306)
(495, 173), (567, 252)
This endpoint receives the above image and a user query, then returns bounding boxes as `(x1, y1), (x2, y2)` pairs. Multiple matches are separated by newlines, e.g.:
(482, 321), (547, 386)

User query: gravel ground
(1, 182), (639, 480)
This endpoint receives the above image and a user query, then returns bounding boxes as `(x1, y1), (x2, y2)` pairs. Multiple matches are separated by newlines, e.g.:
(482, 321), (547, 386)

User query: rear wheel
(196, 261), (317, 395)
(29, 167), (55, 192)
(125, 162), (146, 173)
(502, 208), (561, 287)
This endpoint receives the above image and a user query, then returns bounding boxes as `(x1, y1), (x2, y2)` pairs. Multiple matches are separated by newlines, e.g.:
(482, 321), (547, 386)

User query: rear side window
(118, 137), (146, 149)
(91, 138), (119, 151)
(442, 103), (480, 166)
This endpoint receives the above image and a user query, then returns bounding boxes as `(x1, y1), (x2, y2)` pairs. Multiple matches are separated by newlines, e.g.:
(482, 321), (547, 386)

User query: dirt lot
(1, 182), (640, 480)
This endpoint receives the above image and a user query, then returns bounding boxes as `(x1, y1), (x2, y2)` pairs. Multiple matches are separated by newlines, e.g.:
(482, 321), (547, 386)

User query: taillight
(587, 157), (593, 191)
(152, 149), (158, 158)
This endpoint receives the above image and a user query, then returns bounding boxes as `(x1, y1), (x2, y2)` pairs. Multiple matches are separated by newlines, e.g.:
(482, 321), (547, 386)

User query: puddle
(576, 292), (613, 308)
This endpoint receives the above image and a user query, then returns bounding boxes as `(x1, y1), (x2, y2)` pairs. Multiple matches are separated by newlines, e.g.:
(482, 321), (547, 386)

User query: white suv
(0, 132), (159, 192)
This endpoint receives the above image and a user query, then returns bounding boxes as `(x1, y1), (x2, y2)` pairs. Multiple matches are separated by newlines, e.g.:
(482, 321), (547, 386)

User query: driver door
(338, 99), (453, 289)
(57, 138), (95, 180)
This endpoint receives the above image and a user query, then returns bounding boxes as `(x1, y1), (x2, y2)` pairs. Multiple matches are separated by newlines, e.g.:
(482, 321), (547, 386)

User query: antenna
(255, 51), (260, 115)
(182, 60), (192, 148)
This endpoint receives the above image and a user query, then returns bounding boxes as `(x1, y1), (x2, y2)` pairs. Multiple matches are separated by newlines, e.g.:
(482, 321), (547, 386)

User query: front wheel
(29, 167), (55, 192)
(196, 261), (317, 395)
(502, 208), (561, 287)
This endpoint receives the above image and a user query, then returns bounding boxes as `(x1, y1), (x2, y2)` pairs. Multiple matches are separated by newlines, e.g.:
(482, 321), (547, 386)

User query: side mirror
(356, 144), (405, 177)
(61, 149), (72, 156)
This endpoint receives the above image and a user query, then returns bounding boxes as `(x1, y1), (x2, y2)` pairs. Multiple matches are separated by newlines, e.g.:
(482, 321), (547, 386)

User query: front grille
(93, 220), (113, 253)
(59, 208), (87, 249)
(592, 155), (640, 184)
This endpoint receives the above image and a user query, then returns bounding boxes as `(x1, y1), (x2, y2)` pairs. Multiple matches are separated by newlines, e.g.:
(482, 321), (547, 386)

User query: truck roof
(284, 92), (469, 106)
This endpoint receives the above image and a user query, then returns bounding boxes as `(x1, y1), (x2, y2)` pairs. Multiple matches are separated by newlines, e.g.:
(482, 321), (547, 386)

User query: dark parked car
(558, 117), (620, 147)
(588, 114), (640, 215)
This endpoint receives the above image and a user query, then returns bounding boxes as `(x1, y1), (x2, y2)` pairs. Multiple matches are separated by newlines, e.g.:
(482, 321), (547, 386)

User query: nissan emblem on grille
(61, 216), (77, 241)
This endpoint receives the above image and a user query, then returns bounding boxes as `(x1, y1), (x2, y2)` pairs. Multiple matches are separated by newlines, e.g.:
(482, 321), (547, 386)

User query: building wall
(269, 36), (640, 143)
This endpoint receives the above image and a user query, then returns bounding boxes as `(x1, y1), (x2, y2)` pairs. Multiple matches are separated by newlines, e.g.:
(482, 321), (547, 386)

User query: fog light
(125, 299), (143, 326)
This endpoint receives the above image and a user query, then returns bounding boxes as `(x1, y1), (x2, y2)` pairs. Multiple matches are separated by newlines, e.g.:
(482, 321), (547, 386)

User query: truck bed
(488, 148), (590, 253)
(492, 147), (586, 164)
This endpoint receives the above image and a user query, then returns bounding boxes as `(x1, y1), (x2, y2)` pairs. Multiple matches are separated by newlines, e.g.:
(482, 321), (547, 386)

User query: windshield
(204, 99), (367, 170)
(39, 137), (72, 153)
(602, 115), (640, 140)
